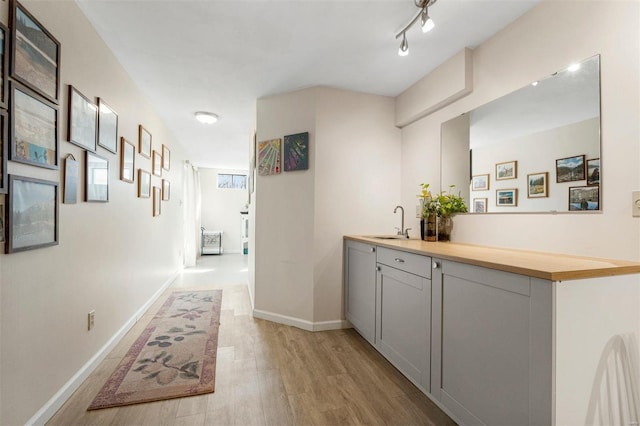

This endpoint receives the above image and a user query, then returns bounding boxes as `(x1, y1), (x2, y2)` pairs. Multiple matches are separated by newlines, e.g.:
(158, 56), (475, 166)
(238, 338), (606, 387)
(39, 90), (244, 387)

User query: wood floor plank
(257, 369), (295, 426)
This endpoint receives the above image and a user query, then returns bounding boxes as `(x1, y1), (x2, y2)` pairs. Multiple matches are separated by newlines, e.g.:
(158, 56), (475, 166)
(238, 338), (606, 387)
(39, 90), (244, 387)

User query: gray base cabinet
(431, 260), (553, 425)
(344, 240), (377, 345)
(376, 249), (431, 392)
(344, 240), (554, 426)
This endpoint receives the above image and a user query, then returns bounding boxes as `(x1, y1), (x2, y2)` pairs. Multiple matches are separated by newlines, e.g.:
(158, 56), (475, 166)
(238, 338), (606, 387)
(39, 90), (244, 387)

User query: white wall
(0, 2), (187, 424)
(199, 168), (248, 253)
(399, 1), (640, 424)
(254, 86), (400, 327)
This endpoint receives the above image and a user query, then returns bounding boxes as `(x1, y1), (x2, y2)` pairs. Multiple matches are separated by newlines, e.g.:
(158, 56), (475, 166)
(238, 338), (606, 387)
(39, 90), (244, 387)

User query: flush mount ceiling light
(194, 111), (219, 124)
(395, 0), (437, 56)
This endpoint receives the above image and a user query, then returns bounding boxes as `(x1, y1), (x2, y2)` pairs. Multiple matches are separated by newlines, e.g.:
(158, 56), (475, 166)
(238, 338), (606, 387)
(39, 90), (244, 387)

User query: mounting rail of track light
(395, 0), (437, 56)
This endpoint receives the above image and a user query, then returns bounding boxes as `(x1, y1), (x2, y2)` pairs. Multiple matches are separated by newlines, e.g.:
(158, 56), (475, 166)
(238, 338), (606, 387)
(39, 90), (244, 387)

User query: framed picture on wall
(10, 0), (61, 104)
(0, 110), (8, 194)
(162, 179), (170, 201)
(258, 138), (281, 176)
(6, 174), (58, 253)
(471, 174), (489, 191)
(283, 132), (309, 171)
(138, 169), (151, 198)
(527, 172), (548, 198)
(63, 154), (78, 204)
(162, 144), (170, 171)
(496, 188), (518, 207)
(86, 151), (109, 202)
(97, 98), (118, 153)
(10, 82), (58, 169)
(0, 23), (9, 109)
(556, 155), (585, 183)
(120, 137), (135, 183)
(68, 85), (97, 152)
(138, 125), (151, 158)
(587, 158), (600, 186)
(152, 150), (162, 177)
(569, 185), (599, 211)
(153, 186), (161, 216)
(473, 198), (487, 213)
(496, 161), (517, 180)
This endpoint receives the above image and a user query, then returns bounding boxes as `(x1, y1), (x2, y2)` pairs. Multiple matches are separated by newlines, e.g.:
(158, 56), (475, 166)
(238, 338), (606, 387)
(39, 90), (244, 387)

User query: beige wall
(199, 168), (248, 253)
(0, 2), (186, 424)
(254, 87), (401, 327)
(399, 1), (640, 423)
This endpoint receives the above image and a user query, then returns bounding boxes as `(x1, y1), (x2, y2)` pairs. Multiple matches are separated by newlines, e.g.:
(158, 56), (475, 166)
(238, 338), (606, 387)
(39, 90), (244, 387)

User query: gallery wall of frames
(0, 0), (172, 254)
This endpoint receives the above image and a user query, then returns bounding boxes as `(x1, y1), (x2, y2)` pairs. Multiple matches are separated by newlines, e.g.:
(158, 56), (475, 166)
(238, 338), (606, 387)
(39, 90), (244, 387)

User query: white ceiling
(76, 0), (540, 170)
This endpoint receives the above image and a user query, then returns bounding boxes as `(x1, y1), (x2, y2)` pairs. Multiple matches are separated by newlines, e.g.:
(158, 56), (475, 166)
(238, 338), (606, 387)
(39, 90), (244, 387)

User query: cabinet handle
(432, 261), (440, 269)
(394, 258), (405, 263)
(376, 266), (381, 271)
(370, 247), (376, 253)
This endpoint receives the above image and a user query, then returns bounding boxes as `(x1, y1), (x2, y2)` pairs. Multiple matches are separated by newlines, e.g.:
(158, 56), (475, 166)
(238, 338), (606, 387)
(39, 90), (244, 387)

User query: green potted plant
(420, 184), (467, 241)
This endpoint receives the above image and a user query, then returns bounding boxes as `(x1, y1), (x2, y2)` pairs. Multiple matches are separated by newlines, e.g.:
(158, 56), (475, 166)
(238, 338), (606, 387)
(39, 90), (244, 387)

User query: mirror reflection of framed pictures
(556, 155), (585, 183)
(86, 151), (109, 202)
(6, 174), (58, 253)
(138, 125), (151, 158)
(496, 160), (517, 180)
(69, 86), (97, 152)
(527, 172), (549, 198)
(473, 198), (487, 213)
(10, 0), (60, 104)
(471, 174), (489, 191)
(97, 98), (118, 153)
(496, 188), (518, 207)
(569, 185), (599, 211)
(120, 137), (135, 183)
(11, 82), (58, 169)
(138, 169), (151, 198)
(587, 158), (600, 186)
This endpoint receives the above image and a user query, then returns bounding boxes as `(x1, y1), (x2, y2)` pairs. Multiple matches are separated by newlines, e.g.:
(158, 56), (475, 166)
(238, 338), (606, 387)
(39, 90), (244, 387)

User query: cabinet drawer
(377, 247), (431, 278)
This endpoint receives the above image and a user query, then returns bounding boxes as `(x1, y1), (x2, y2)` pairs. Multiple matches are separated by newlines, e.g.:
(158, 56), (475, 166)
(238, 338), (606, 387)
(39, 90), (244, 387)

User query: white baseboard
(252, 309), (349, 332)
(26, 271), (180, 426)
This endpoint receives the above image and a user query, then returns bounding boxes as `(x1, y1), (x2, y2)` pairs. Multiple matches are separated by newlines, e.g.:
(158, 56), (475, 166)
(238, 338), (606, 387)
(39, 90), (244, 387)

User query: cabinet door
(376, 263), (431, 391)
(344, 240), (377, 345)
(431, 259), (552, 426)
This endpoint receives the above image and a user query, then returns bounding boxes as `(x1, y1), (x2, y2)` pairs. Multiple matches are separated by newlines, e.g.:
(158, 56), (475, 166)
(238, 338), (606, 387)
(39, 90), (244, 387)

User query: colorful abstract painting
(258, 139), (281, 176)
(283, 132), (309, 171)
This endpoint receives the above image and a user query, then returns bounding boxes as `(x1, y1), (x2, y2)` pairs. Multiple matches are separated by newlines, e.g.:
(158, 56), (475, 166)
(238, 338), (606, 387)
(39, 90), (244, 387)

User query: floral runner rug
(88, 290), (222, 410)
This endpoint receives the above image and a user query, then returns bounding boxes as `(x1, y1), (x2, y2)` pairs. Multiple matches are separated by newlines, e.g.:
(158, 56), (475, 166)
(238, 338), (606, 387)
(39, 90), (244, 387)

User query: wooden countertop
(344, 235), (640, 281)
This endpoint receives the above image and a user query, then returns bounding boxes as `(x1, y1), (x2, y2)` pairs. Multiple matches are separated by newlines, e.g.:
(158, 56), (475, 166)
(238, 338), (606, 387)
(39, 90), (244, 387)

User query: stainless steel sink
(365, 235), (408, 240)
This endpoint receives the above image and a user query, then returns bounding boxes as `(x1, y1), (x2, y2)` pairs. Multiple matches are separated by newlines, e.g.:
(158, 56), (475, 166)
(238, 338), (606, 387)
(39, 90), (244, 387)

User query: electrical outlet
(88, 310), (95, 331)
(633, 191), (640, 217)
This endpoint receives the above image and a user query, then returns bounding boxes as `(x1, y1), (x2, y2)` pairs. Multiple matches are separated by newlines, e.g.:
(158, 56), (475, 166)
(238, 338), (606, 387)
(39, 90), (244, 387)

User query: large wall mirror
(441, 54), (601, 213)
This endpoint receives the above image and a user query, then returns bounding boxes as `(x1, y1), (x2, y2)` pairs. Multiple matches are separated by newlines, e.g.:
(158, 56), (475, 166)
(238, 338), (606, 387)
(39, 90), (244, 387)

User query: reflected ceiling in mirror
(441, 54), (601, 214)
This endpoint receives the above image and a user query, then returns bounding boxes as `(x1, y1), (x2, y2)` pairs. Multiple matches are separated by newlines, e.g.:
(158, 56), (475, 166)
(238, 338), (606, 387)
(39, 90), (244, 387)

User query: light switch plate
(632, 191), (640, 217)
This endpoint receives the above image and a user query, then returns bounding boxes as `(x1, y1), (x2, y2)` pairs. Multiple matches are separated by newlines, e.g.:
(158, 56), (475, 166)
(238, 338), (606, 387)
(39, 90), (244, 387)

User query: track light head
(421, 7), (434, 33)
(398, 33), (409, 56)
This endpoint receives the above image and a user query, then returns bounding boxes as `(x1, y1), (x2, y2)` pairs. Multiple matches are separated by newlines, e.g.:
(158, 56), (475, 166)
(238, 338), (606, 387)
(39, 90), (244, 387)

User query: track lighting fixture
(395, 0), (437, 56)
(398, 32), (409, 56)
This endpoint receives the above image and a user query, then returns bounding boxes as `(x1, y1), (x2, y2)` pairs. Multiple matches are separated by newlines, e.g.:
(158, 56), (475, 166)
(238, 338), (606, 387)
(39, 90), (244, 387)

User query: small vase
(420, 218), (425, 240)
(425, 214), (437, 241)
(437, 216), (453, 242)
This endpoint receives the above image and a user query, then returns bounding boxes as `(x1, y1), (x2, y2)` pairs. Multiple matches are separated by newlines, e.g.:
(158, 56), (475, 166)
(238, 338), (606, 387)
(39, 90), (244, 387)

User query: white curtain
(183, 161), (201, 267)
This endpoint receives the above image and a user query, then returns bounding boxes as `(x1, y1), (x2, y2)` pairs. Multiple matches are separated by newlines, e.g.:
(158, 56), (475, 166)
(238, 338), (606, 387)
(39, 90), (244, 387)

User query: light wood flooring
(48, 257), (455, 425)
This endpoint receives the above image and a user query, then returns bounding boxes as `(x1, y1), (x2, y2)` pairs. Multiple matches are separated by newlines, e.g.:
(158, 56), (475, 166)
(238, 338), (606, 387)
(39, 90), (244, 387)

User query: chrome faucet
(394, 205), (411, 238)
